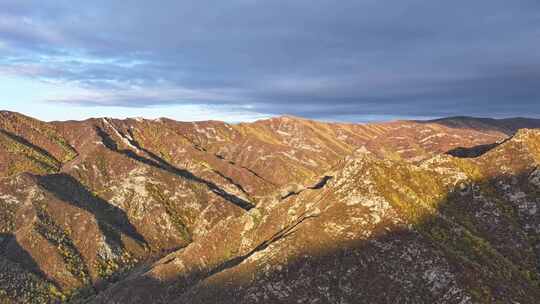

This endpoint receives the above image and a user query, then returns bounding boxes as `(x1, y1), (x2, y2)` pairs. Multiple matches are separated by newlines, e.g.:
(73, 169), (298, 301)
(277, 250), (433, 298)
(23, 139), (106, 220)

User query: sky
(1, 0), (539, 122)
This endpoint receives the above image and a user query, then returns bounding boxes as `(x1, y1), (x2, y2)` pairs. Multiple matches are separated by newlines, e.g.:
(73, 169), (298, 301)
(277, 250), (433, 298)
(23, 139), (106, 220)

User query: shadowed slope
(0, 130), (60, 168)
(2, 112), (540, 303)
(88, 168), (540, 303)
(87, 129), (540, 303)
(0, 233), (63, 303)
(35, 173), (147, 248)
(95, 125), (254, 211)
(0, 233), (48, 281)
(0, 129), (60, 175)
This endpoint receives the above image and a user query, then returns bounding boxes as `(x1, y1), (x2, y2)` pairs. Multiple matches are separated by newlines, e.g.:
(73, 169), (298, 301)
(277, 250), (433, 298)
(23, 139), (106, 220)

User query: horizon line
(2, 109), (540, 125)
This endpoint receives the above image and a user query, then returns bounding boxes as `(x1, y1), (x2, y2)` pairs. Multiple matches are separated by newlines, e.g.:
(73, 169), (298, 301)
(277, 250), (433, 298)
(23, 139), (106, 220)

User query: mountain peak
(2, 111), (540, 303)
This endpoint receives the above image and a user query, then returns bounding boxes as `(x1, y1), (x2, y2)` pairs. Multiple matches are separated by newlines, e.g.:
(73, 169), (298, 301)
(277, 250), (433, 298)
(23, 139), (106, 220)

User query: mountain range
(1, 110), (540, 303)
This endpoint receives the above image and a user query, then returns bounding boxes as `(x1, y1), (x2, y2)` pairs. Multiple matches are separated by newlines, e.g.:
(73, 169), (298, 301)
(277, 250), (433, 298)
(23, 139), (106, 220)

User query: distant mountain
(423, 116), (540, 134)
(1, 111), (540, 303)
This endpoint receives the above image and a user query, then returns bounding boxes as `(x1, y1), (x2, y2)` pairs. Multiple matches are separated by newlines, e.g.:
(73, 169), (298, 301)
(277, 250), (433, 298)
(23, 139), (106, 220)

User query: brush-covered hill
(1, 111), (539, 303)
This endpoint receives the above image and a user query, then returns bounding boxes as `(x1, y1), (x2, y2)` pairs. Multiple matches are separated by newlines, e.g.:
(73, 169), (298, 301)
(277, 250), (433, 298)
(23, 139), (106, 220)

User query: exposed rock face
(1, 111), (540, 303)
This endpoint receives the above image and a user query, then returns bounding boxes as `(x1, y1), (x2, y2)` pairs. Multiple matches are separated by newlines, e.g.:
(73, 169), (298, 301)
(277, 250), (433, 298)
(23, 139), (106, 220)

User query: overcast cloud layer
(1, 0), (539, 121)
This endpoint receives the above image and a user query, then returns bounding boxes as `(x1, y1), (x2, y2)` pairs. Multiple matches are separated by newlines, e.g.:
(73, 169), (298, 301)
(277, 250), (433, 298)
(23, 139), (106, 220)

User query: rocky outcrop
(1, 111), (540, 303)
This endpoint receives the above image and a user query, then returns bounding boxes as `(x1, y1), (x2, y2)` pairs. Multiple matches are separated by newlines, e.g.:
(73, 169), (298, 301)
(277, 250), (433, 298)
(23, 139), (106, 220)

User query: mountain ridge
(1, 110), (540, 303)
(4, 109), (540, 125)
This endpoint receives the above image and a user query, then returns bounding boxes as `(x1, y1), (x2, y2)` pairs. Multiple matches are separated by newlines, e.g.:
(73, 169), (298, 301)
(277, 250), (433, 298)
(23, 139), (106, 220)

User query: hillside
(1, 111), (540, 303)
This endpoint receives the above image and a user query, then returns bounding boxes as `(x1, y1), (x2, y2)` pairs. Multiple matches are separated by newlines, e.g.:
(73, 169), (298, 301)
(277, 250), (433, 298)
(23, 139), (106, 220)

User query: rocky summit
(1, 110), (540, 303)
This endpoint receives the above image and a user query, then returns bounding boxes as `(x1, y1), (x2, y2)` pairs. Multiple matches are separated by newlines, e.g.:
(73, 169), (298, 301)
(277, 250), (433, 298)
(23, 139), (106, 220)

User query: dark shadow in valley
(35, 173), (147, 249)
(0, 233), (48, 280)
(446, 137), (512, 158)
(281, 175), (333, 200)
(446, 142), (501, 158)
(87, 169), (540, 304)
(309, 175), (333, 190)
(0, 232), (64, 302)
(95, 126), (253, 211)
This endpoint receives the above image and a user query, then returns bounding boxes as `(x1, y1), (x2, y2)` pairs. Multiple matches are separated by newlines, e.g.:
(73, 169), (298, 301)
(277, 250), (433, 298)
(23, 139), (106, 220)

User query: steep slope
(0, 112), (539, 303)
(90, 129), (540, 303)
(147, 115), (514, 186)
(0, 111), (77, 177)
(0, 115), (255, 302)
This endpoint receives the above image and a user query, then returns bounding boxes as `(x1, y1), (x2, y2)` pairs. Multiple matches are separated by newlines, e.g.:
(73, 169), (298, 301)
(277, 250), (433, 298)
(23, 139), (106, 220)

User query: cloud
(44, 85), (248, 108)
(0, 0), (539, 121)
